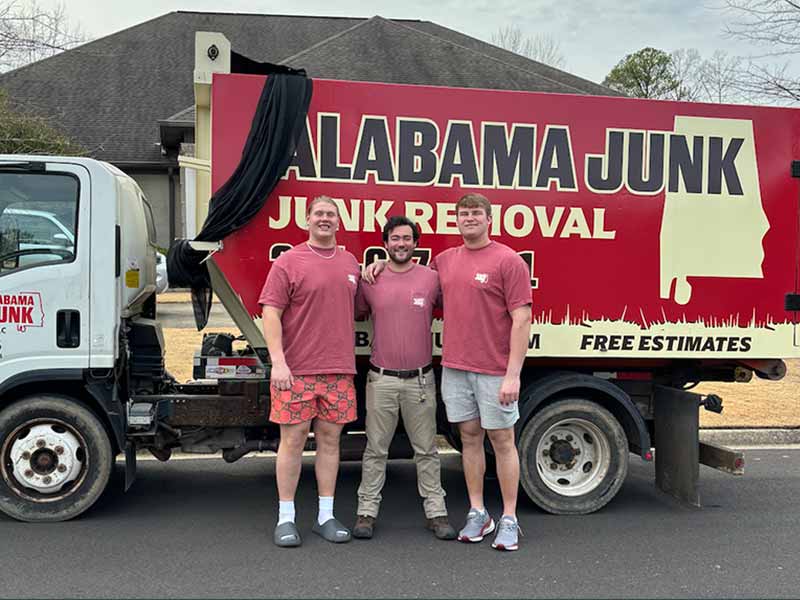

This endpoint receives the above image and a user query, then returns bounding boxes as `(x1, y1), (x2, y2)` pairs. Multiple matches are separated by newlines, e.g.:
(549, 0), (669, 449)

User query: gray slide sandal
(274, 522), (302, 547)
(312, 518), (352, 543)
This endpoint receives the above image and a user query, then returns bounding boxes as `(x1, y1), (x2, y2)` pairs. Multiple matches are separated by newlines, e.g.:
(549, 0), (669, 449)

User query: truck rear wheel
(519, 399), (628, 515)
(0, 394), (112, 522)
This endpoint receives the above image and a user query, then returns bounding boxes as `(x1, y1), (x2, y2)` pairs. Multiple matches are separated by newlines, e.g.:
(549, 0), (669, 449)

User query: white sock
(318, 496), (334, 525)
(278, 500), (295, 525)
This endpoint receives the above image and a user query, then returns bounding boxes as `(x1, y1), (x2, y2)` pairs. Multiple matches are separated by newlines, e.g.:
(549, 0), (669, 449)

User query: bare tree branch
(0, 0), (86, 71)
(734, 60), (800, 102)
(696, 50), (747, 103)
(670, 48), (704, 101)
(527, 34), (566, 69)
(724, 0), (800, 56)
(722, 0), (799, 103)
(491, 25), (566, 69)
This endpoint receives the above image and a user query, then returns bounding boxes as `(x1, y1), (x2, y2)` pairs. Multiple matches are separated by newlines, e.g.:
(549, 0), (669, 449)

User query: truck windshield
(0, 172), (79, 274)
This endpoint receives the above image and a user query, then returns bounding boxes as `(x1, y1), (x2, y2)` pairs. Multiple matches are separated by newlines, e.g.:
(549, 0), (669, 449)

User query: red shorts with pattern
(270, 374), (357, 425)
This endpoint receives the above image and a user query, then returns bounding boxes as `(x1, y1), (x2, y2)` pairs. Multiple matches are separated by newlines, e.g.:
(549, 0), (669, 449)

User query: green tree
(603, 47), (680, 99)
(0, 90), (83, 154)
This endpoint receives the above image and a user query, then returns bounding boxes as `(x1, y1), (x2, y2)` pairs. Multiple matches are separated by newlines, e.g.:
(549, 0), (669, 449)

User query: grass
(158, 291), (219, 304)
(163, 328), (207, 383)
(696, 363), (800, 427)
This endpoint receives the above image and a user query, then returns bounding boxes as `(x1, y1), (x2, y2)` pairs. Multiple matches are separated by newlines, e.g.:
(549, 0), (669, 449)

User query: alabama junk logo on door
(0, 292), (44, 332)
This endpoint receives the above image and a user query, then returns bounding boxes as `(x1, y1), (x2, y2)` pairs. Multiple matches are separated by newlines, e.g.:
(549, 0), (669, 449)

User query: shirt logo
(412, 296), (425, 307)
(474, 273), (489, 284)
(347, 274), (357, 285)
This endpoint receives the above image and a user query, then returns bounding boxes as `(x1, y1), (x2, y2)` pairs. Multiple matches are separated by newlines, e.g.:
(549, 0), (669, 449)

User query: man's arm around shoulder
(355, 281), (371, 321)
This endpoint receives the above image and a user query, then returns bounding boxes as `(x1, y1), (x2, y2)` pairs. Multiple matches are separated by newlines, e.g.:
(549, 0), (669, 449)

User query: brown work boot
(352, 515), (376, 539)
(426, 516), (457, 540)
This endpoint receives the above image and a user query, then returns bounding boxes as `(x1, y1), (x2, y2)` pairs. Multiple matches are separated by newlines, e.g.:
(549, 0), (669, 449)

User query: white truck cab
(0, 156), (159, 521)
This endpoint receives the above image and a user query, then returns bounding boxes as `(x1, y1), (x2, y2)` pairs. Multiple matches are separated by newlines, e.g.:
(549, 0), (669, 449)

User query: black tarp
(167, 55), (313, 329)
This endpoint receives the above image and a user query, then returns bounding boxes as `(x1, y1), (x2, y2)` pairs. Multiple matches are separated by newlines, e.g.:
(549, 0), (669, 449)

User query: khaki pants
(357, 369), (448, 519)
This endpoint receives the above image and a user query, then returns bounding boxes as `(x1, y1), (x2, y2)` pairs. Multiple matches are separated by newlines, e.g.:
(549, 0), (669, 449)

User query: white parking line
(727, 445), (800, 451)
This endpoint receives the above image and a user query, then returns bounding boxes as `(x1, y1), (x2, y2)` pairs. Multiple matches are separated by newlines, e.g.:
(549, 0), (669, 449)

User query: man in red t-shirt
(352, 216), (456, 541)
(365, 193), (532, 551)
(433, 193), (532, 551)
(260, 195), (360, 548)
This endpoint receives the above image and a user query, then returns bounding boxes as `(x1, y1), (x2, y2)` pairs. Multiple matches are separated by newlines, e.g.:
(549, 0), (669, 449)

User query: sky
(42, 0), (776, 84)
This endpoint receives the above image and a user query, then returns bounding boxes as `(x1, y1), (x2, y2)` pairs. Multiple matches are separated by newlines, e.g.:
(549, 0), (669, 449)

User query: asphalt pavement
(1, 450), (798, 599)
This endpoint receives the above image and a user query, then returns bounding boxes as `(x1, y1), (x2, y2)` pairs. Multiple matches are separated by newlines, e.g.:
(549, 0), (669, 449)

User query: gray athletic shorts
(441, 367), (519, 430)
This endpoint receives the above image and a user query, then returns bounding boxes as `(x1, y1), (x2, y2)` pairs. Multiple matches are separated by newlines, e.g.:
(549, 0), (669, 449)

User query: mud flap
(654, 385), (700, 507)
(124, 440), (137, 492)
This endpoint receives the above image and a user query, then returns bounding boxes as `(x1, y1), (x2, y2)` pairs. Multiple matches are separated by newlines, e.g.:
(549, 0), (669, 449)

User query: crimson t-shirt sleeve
(502, 254), (533, 313)
(258, 263), (291, 310)
(355, 281), (371, 319)
(433, 272), (443, 311)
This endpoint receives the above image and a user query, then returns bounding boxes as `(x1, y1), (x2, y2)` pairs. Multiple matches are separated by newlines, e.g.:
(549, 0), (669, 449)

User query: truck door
(0, 162), (91, 384)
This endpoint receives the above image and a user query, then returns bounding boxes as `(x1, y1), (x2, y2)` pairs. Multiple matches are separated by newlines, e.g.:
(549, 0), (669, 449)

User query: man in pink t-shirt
(351, 216), (456, 542)
(365, 192), (532, 550)
(433, 193), (532, 551)
(260, 195), (360, 548)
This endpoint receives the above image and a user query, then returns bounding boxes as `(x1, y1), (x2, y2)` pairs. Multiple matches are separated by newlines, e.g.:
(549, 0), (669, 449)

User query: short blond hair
(456, 193), (491, 217)
(307, 195), (339, 216)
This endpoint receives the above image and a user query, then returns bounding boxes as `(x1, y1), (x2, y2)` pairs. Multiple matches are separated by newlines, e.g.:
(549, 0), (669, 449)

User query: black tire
(0, 394), (113, 522)
(519, 399), (628, 515)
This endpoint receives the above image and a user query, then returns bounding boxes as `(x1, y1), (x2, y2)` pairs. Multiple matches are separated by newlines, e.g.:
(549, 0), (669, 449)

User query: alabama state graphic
(660, 116), (769, 305)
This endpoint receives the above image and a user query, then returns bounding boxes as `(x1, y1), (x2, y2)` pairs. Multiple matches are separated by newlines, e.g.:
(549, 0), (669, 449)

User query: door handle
(56, 309), (80, 348)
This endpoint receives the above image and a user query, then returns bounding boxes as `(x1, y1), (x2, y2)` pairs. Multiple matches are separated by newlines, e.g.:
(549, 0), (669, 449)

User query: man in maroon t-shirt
(351, 216), (456, 541)
(260, 195), (360, 548)
(365, 193), (532, 551)
(433, 193), (532, 551)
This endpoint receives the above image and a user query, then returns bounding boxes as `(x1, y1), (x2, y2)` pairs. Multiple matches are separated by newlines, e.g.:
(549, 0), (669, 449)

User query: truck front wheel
(0, 395), (112, 522)
(519, 399), (628, 515)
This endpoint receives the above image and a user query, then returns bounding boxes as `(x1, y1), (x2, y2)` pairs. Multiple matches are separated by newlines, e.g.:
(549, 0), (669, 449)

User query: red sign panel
(210, 73), (800, 358)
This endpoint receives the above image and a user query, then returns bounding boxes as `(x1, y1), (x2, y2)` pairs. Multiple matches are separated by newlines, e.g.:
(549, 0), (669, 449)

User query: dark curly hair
(382, 215), (420, 244)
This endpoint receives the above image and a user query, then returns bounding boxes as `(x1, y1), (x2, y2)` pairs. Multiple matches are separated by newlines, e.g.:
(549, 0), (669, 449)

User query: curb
(700, 428), (800, 447)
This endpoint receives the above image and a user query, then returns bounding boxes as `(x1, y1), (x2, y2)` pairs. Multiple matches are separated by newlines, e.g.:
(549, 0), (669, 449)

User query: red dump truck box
(209, 73), (800, 360)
